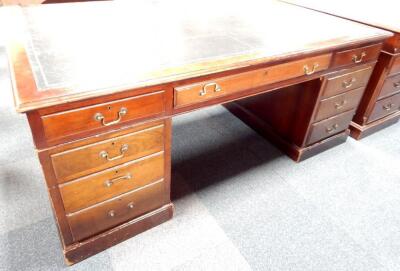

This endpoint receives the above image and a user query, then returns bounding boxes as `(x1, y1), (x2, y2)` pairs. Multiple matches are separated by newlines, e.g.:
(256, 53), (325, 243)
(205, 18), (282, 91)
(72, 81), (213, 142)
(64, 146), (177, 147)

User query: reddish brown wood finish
(174, 54), (331, 108)
(331, 44), (382, 68)
(36, 119), (171, 249)
(224, 102), (350, 162)
(60, 152), (164, 213)
(281, 0), (400, 138)
(379, 73), (400, 99)
(41, 91), (166, 143)
(350, 51), (400, 137)
(307, 110), (355, 145)
(64, 203), (173, 265)
(322, 67), (373, 98)
(368, 93), (400, 122)
(388, 55), (400, 76)
(5, 2), (391, 265)
(314, 87), (364, 122)
(51, 124), (164, 183)
(67, 179), (168, 242)
(18, 43), (384, 265)
(350, 112), (400, 139)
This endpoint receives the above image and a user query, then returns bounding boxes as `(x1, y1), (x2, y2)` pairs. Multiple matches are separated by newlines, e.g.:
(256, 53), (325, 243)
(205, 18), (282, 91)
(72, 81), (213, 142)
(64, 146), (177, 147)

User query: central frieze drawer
(67, 179), (167, 242)
(314, 87), (364, 122)
(51, 124), (164, 183)
(60, 152), (165, 213)
(42, 91), (166, 142)
(174, 54), (331, 108)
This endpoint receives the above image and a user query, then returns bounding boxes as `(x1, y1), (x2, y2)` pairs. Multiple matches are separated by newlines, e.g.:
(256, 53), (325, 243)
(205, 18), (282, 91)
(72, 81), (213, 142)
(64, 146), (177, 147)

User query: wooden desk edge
(4, 5), (392, 113)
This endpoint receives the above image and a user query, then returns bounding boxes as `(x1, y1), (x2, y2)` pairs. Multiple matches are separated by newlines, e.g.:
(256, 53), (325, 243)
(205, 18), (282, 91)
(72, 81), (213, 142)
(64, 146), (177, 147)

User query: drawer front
(368, 93), (400, 123)
(51, 124), (164, 183)
(322, 67), (373, 98)
(42, 91), (166, 142)
(388, 55), (400, 76)
(307, 110), (355, 145)
(315, 87), (364, 122)
(67, 179), (166, 242)
(332, 44), (381, 68)
(379, 73), (400, 99)
(60, 152), (164, 213)
(174, 54), (331, 108)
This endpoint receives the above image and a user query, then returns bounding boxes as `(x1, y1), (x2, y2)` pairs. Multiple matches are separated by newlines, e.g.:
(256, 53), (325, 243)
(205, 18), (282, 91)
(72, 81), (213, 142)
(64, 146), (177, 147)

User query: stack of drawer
(369, 56), (400, 122)
(37, 91), (169, 243)
(307, 66), (373, 144)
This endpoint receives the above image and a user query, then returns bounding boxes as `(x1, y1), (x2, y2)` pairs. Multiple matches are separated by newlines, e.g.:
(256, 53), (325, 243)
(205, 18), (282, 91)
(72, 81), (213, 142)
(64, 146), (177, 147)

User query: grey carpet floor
(0, 44), (400, 271)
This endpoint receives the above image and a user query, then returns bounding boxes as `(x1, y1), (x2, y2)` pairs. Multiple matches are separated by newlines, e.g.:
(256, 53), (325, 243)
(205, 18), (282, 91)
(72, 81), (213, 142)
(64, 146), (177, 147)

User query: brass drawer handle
(104, 173), (132, 187)
(199, 82), (222, 96)
(99, 144), (129, 161)
(303, 63), (319, 75)
(383, 103), (395, 111)
(94, 107), (128, 126)
(326, 124), (339, 134)
(393, 82), (400, 88)
(342, 78), (356, 89)
(334, 100), (347, 109)
(352, 52), (366, 64)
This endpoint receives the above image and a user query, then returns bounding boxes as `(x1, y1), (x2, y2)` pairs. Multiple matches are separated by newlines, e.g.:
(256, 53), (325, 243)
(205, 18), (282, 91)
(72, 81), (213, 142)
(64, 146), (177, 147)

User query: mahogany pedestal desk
(3, 1), (391, 265)
(283, 0), (400, 139)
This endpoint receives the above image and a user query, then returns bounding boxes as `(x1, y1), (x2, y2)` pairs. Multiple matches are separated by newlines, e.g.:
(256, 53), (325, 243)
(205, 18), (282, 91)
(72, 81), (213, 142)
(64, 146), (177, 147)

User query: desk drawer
(42, 91), (166, 142)
(174, 54), (331, 108)
(388, 55), (400, 76)
(51, 124), (164, 183)
(307, 110), (355, 145)
(60, 152), (164, 214)
(315, 87), (364, 122)
(67, 179), (166, 242)
(368, 93), (400, 123)
(322, 67), (373, 98)
(379, 73), (400, 99)
(332, 44), (381, 68)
